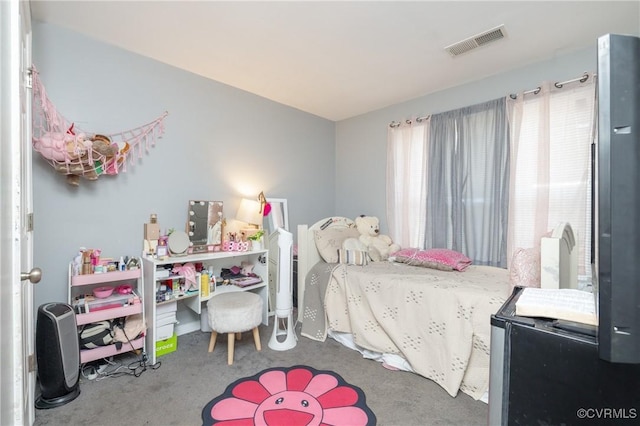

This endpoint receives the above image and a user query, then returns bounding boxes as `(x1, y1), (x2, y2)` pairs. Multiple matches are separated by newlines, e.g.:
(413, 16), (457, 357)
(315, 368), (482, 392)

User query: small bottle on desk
(201, 273), (210, 297)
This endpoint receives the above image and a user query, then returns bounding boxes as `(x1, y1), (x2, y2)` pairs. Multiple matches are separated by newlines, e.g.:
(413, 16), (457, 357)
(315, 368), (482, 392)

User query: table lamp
(236, 198), (263, 240)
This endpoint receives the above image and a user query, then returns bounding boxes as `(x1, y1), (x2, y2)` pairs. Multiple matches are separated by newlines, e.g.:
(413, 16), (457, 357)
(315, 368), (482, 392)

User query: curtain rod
(389, 115), (430, 128)
(389, 71), (594, 127)
(509, 72), (593, 100)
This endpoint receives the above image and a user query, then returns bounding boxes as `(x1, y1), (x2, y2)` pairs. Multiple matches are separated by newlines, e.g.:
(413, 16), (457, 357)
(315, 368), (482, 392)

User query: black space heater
(35, 303), (80, 409)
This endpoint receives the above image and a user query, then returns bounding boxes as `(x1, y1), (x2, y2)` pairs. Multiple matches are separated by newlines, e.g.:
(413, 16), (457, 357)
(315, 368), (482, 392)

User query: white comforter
(302, 261), (508, 400)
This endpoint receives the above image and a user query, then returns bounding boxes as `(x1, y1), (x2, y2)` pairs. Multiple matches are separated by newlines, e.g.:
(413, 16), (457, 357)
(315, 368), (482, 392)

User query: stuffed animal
(343, 215), (400, 261)
(91, 134), (118, 158)
(33, 131), (90, 162)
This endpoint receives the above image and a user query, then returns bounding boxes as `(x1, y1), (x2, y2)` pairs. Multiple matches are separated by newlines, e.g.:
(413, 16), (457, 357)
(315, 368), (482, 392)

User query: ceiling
(30, 1), (640, 121)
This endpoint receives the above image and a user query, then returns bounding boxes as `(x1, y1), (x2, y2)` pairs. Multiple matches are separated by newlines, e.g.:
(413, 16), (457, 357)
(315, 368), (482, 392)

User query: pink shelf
(71, 269), (141, 287)
(80, 336), (145, 364)
(75, 304), (142, 326)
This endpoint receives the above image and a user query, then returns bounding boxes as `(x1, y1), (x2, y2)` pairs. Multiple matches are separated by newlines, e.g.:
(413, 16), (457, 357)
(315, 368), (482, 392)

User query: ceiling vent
(445, 25), (507, 57)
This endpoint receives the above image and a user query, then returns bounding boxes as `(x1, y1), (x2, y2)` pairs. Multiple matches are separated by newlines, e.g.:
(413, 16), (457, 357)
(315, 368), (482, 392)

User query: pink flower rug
(202, 365), (376, 425)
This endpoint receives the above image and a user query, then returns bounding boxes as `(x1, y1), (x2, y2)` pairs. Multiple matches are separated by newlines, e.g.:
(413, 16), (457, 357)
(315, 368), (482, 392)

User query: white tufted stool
(207, 291), (262, 365)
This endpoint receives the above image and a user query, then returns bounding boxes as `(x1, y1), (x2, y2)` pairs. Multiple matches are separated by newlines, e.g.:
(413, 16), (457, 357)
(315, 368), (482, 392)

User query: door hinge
(27, 213), (33, 232)
(25, 69), (33, 89)
(28, 354), (36, 372)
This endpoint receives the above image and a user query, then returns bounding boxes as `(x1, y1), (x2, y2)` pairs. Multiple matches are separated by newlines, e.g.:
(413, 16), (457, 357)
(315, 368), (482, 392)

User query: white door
(1, 1), (36, 425)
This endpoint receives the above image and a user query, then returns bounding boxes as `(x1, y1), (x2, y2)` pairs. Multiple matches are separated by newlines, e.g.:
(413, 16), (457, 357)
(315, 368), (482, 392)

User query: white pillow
(314, 227), (360, 263)
(337, 249), (369, 266)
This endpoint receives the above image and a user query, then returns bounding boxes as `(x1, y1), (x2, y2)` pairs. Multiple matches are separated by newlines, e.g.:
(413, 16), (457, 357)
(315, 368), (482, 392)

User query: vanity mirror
(265, 198), (289, 233)
(188, 200), (223, 253)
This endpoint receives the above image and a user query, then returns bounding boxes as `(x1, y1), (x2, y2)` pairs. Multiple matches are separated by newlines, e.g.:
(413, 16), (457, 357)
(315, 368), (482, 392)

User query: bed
(296, 217), (577, 401)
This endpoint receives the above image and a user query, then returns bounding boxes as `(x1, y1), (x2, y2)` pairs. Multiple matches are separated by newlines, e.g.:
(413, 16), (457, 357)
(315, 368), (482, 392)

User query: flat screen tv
(595, 33), (640, 364)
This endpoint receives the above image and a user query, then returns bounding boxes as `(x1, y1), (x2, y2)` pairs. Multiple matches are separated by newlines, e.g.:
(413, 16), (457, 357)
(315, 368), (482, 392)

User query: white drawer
(156, 311), (177, 327)
(156, 301), (177, 315)
(155, 323), (174, 341)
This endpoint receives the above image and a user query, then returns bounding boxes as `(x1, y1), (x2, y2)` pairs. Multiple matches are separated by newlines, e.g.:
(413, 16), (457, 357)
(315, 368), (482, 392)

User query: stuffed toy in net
(31, 66), (168, 186)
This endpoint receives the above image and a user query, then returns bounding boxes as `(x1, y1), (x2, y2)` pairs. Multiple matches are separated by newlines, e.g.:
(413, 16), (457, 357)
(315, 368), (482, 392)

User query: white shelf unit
(68, 261), (145, 364)
(142, 249), (269, 364)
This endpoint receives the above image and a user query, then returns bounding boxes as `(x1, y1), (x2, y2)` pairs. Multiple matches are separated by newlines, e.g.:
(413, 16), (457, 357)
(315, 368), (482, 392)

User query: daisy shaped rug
(202, 365), (377, 426)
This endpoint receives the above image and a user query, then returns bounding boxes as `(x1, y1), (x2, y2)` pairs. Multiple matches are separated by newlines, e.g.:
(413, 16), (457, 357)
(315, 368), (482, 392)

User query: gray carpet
(34, 322), (488, 426)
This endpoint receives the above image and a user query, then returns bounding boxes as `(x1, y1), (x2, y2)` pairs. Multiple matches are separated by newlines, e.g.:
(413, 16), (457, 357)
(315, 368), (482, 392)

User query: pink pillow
(394, 248), (472, 272)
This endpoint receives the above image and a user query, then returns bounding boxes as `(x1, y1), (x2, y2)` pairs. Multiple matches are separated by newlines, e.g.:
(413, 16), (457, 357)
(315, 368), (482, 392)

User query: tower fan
(35, 303), (80, 409)
(268, 227), (297, 350)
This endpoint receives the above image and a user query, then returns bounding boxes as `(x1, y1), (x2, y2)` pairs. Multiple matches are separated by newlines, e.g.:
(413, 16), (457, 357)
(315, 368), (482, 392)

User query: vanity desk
(142, 249), (269, 364)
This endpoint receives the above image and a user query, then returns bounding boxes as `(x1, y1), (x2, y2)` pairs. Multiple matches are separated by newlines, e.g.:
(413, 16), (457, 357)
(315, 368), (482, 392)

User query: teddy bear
(343, 215), (401, 261)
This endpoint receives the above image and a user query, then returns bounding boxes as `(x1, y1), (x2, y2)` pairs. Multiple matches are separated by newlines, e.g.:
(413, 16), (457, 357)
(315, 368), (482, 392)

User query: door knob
(21, 267), (42, 284)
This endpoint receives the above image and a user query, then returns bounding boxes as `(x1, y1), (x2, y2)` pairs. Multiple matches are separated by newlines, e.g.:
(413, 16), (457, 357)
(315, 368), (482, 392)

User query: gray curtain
(426, 98), (509, 267)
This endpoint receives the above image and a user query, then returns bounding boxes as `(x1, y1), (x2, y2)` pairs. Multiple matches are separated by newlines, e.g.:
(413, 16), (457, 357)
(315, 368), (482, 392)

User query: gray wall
(335, 47), (597, 232)
(32, 22), (335, 308)
(32, 20), (600, 310)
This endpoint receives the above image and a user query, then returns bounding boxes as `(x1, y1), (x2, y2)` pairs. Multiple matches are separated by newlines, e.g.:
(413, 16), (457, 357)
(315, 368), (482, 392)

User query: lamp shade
(236, 198), (263, 227)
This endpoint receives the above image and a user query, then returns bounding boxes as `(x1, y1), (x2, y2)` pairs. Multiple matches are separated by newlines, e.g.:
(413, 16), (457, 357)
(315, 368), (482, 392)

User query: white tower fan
(268, 227), (297, 350)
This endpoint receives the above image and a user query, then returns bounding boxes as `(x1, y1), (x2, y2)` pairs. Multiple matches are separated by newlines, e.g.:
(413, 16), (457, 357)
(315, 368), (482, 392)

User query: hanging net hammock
(31, 66), (168, 186)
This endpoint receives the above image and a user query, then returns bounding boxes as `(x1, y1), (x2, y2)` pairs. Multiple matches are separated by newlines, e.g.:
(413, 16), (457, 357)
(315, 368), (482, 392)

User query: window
(388, 78), (596, 276)
(507, 80), (596, 280)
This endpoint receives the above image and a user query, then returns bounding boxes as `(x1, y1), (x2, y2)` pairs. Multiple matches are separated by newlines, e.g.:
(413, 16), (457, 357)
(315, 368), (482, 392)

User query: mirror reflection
(188, 201), (223, 251)
(265, 198), (288, 234)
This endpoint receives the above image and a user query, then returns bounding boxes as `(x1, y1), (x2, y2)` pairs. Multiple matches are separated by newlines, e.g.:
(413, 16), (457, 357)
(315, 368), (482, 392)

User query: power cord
(112, 318), (161, 377)
(81, 364), (99, 381)
(81, 318), (161, 381)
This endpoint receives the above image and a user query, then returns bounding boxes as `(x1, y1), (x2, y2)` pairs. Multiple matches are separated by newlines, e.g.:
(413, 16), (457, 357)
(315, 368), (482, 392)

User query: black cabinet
(489, 288), (640, 425)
